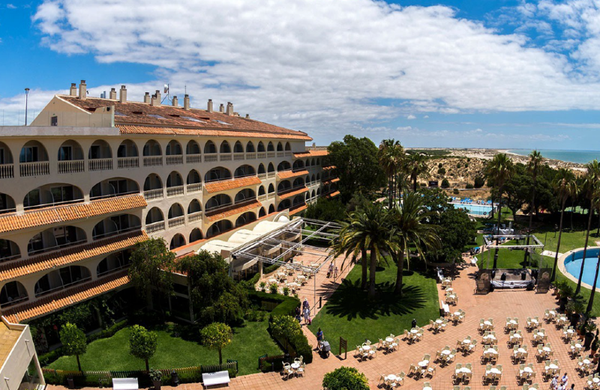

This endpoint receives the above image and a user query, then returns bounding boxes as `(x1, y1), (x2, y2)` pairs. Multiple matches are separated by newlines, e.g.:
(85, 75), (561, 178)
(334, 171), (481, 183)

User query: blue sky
(2, 0), (600, 151)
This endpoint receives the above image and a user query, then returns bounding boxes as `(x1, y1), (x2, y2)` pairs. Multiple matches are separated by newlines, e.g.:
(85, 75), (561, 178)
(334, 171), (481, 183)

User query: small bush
(456, 163), (461, 168)
(268, 315), (313, 363)
(441, 179), (450, 188)
(323, 367), (369, 390)
(466, 183), (474, 189)
(264, 264), (280, 274)
(269, 283), (278, 294)
(437, 167), (446, 175)
(438, 163), (443, 168)
(453, 189), (459, 195)
(282, 287), (289, 296)
(474, 176), (485, 188)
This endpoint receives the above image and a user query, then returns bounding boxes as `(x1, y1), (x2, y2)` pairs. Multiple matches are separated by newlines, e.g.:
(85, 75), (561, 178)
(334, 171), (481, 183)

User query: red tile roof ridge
(278, 187), (308, 200)
(117, 125), (312, 140)
(204, 176), (261, 193)
(205, 200), (261, 222)
(277, 170), (309, 180)
(290, 205), (308, 216)
(0, 195), (146, 234)
(293, 149), (328, 158)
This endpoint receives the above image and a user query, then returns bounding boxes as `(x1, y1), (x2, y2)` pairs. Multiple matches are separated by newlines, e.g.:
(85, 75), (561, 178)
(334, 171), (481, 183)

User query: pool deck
(559, 245), (600, 290)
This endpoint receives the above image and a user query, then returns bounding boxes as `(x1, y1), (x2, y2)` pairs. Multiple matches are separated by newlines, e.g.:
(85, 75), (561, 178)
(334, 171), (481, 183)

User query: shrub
(438, 163), (443, 168)
(437, 167), (446, 175)
(322, 367), (369, 390)
(474, 176), (485, 188)
(453, 189), (459, 195)
(269, 283), (278, 294)
(259, 281), (266, 292)
(441, 179), (450, 188)
(456, 163), (461, 168)
(268, 315), (313, 363)
(282, 287), (289, 296)
(466, 183), (474, 189)
(264, 264), (280, 274)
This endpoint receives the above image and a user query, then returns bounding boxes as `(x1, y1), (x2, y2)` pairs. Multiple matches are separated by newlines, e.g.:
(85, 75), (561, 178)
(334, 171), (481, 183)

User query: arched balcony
(268, 183), (275, 193)
(187, 199), (203, 223)
(57, 140), (85, 174)
(233, 141), (244, 161)
(28, 226), (87, 255)
(34, 265), (91, 297)
(0, 141), (14, 179)
(293, 177), (305, 189)
(90, 178), (139, 200)
(205, 194), (232, 214)
(189, 228), (203, 243)
(143, 140), (163, 166)
(292, 195), (305, 210)
(206, 220), (233, 238)
(246, 141), (256, 159)
(143, 174), (163, 200)
(277, 180), (292, 194)
(234, 189), (256, 204)
(168, 203), (185, 228)
(277, 161), (291, 172)
(92, 214), (141, 240)
(277, 142), (283, 152)
(259, 207), (266, 218)
(166, 171), (184, 197)
(277, 199), (292, 212)
(0, 239), (20, 262)
(268, 204), (275, 214)
(234, 164), (256, 178)
(293, 160), (305, 172)
(0, 193), (16, 215)
(186, 169), (202, 193)
(117, 139), (139, 169)
(205, 167), (231, 183)
(97, 250), (132, 277)
(170, 234), (186, 250)
(204, 140), (217, 162)
(220, 141), (232, 161)
(19, 141), (49, 177)
(306, 159), (311, 167)
(166, 140), (183, 165)
(235, 211), (256, 227)
(24, 184), (84, 210)
(258, 186), (266, 200)
(186, 140), (201, 164)
(0, 281), (28, 308)
(268, 163), (275, 178)
(88, 140), (113, 171)
(257, 141), (266, 158)
(145, 207), (165, 233)
(258, 163), (266, 179)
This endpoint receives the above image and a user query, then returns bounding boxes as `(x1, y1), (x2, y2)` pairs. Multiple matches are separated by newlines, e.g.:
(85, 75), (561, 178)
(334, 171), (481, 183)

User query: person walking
(561, 372), (569, 389)
(334, 266), (339, 279)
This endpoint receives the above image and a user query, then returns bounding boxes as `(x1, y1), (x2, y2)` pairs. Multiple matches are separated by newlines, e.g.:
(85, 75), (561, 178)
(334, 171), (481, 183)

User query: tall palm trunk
(523, 189), (536, 267)
(394, 250), (405, 295)
(361, 249), (368, 290)
(586, 250), (600, 313)
(493, 189), (502, 269)
(369, 248), (378, 298)
(576, 206), (594, 295)
(551, 198), (567, 281)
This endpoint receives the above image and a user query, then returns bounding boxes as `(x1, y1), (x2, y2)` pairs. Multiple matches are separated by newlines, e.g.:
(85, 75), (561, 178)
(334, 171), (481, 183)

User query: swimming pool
(563, 248), (600, 287)
(450, 203), (493, 216)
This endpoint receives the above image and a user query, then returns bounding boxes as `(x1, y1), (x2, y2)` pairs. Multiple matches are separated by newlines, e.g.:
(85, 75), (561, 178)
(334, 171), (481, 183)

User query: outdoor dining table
(287, 282), (300, 288)
(418, 360), (429, 367)
(411, 328), (419, 334)
(446, 287), (453, 292)
(441, 350), (451, 356)
(543, 346), (552, 353)
(385, 374), (398, 382)
(423, 386), (432, 390)
(546, 363), (559, 371)
(521, 366), (533, 376)
(484, 348), (498, 355)
(291, 362), (300, 370)
(487, 368), (502, 375)
(297, 275), (306, 281)
(361, 345), (371, 351)
(385, 337), (394, 343)
(268, 278), (277, 284)
(483, 334), (496, 343)
(534, 332), (545, 340)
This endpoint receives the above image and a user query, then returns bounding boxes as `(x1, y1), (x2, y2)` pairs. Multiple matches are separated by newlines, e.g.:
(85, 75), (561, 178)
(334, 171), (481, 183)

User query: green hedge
(268, 315), (313, 364)
(264, 264), (281, 274)
(247, 290), (299, 317)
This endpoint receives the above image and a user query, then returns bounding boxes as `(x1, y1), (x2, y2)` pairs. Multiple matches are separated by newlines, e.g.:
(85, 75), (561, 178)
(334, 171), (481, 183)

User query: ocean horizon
(508, 149), (600, 164)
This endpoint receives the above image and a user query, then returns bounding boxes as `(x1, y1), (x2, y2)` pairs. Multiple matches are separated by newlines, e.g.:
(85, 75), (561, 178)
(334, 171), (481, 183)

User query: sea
(507, 149), (600, 164)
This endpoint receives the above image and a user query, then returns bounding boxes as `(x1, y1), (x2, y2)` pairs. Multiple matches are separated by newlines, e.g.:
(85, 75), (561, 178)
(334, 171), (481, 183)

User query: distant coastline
(506, 149), (600, 165)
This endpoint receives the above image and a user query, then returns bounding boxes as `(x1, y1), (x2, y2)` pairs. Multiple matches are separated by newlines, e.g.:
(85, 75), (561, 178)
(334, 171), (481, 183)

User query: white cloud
(7, 4), (16, 9)
(0, 0), (596, 140)
(407, 114), (416, 120)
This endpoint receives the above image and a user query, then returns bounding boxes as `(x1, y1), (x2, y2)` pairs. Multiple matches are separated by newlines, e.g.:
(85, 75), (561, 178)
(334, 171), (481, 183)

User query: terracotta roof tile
(322, 178), (340, 185)
(0, 231), (148, 283)
(205, 200), (261, 222)
(3, 270), (129, 323)
(278, 187), (308, 201)
(326, 191), (341, 198)
(322, 165), (336, 171)
(60, 96), (312, 140)
(290, 205), (308, 216)
(204, 176), (261, 193)
(293, 149), (328, 158)
(277, 170), (309, 180)
(0, 195), (146, 234)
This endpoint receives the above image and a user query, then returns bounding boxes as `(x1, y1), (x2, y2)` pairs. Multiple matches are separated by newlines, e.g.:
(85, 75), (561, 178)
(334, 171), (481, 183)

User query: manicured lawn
(48, 320), (281, 375)
(308, 261), (439, 353)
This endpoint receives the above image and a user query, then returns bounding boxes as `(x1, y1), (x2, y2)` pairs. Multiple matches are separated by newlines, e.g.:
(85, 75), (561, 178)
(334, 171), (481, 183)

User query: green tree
(523, 150), (545, 265)
(304, 198), (346, 222)
(129, 325), (158, 371)
(441, 178), (450, 188)
(177, 250), (248, 326)
(474, 176), (485, 188)
(378, 139), (405, 206)
(327, 135), (386, 202)
(551, 168), (575, 281)
(200, 322), (232, 365)
(388, 192), (441, 295)
(406, 153), (428, 192)
(485, 153), (514, 268)
(576, 160), (600, 296)
(322, 367), (369, 390)
(59, 322), (87, 372)
(128, 238), (175, 305)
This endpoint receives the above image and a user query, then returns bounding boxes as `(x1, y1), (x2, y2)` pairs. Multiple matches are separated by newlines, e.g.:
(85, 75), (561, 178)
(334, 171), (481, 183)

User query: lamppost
(24, 88), (30, 126)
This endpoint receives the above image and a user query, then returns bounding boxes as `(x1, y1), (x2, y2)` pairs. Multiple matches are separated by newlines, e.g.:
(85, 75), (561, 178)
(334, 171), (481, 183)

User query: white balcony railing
(277, 151), (284, 157)
(186, 155), (202, 164)
(267, 152), (275, 158)
(168, 216), (185, 227)
(204, 154), (218, 162)
(267, 172), (276, 179)
(58, 160), (85, 174)
(146, 220), (165, 233)
(258, 173), (267, 180)
(19, 161), (50, 177)
(166, 155), (183, 165)
(143, 156), (163, 166)
(0, 164), (14, 179)
(188, 211), (203, 222)
(246, 153), (256, 160)
(233, 153), (245, 161)
(285, 151), (292, 156)
(144, 188), (164, 200)
(187, 183), (202, 193)
(118, 157), (139, 169)
(166, 185), (184, 197)
(220, 154), (232, 161)
(257, 152), (266, 159)
(88, 158), (113, 171)
(258, 194), (267, 201)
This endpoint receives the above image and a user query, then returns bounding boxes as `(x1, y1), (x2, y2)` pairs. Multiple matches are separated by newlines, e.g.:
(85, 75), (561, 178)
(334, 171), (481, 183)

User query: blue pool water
(564, 248), (600, 286)
(451, 203), (493, 216)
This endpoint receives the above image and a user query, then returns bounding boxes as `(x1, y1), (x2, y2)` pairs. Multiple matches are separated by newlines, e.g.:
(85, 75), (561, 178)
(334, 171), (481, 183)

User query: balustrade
(58, 160), (85, 174)
(117, 157), (139, 169)
(88, 158), (113, 171)
(19, 162), (50, 177)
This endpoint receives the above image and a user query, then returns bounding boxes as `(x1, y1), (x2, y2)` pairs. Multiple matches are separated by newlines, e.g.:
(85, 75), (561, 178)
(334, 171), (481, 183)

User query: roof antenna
(161, 84), (171, 104)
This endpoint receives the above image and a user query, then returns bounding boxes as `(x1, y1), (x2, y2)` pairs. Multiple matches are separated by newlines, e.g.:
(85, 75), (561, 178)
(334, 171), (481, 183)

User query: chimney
(154, 90), (161, 105)
(172, 96), (178, 107)
(226, 102), (234, 116)
(245, 114), (250, 119)
(184, 94), (190, 110)
(219, 103), (224, 113)
(207, 99), (213, 112)
(144, 92), (151, 104)
(78, 80), (87, 99)
(119, 85), (127, 103)
(70, 83), (77, 96)
(109, 88), (117, 100)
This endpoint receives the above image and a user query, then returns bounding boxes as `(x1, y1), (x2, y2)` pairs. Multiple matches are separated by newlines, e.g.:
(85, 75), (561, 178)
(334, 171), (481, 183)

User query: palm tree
(485, 153), (514, 269)
(551, 168), (575, 281)
(388, 192), (441, 295)
(524, 150), (544, 266)
(406, 153), (428, 192)
(378, 139), (404, 206)
(586, 180), (600, 313)
(575, 160), (600, 295)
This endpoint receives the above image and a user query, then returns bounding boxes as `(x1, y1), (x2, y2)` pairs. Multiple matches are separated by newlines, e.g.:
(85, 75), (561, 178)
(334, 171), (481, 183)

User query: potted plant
(259, 281), (267, 292)
(149, 368), (162, 390)
(592, 333), (599, 357)
(269, 283), (278, 294)
(585, 322), (597, 349)
(558, 283), (574, 312)
(282, 287), (289, 296)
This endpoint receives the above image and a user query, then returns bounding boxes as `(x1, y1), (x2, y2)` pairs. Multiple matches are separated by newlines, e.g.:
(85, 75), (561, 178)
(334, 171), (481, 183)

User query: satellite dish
(163, 84), (169, 94)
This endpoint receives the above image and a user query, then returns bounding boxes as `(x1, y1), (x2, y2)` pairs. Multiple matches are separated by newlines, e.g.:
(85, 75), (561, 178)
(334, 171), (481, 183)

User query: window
(109, 180), (128, 195)
(51, 186), (75, 203)
(0, 148), (4, 165)
(89, 145), (101, 159)
(58, 146), (73, 161)
(51, 116), (58, 126)
(20, 146), (38, 163)
(23, 189), (41, 208)
(53, 226), (79, 246)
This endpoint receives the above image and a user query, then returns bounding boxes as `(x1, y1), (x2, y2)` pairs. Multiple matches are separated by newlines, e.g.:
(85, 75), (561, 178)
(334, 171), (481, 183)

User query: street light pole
(24, 88), (30, 126)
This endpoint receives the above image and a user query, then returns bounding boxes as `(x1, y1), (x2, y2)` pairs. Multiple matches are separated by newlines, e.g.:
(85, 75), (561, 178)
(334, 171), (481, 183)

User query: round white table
(485, 348), (498, 355)
(543, 347), (551, 352)
(446, 287), (453, 292)
(291, 362), (300, 370)
(584, 359), (591, 365)
(575, 343), (583, 349)
(418, 360), (429, 367)
(361, 345), (371, 351)
(512, 333), (522, 339)
(593, 377), (600, 383)
(441, 350), (451, 356)
(386, 374), (397, 382)
(484, 335), (496, 341)
(522, 367), (533, 373)
(488, 368), (502, 375)
(435, 319), (443, 324)
(423, 387), (432, 390)
(386, 337), (394, 343)
(548, 364), (559, 370)
(411, 329), (419, 334)
(458, 368), (471, 374)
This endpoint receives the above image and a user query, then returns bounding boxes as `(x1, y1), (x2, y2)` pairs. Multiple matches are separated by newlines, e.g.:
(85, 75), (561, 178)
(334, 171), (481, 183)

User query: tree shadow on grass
(323, 278), (427, 321)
